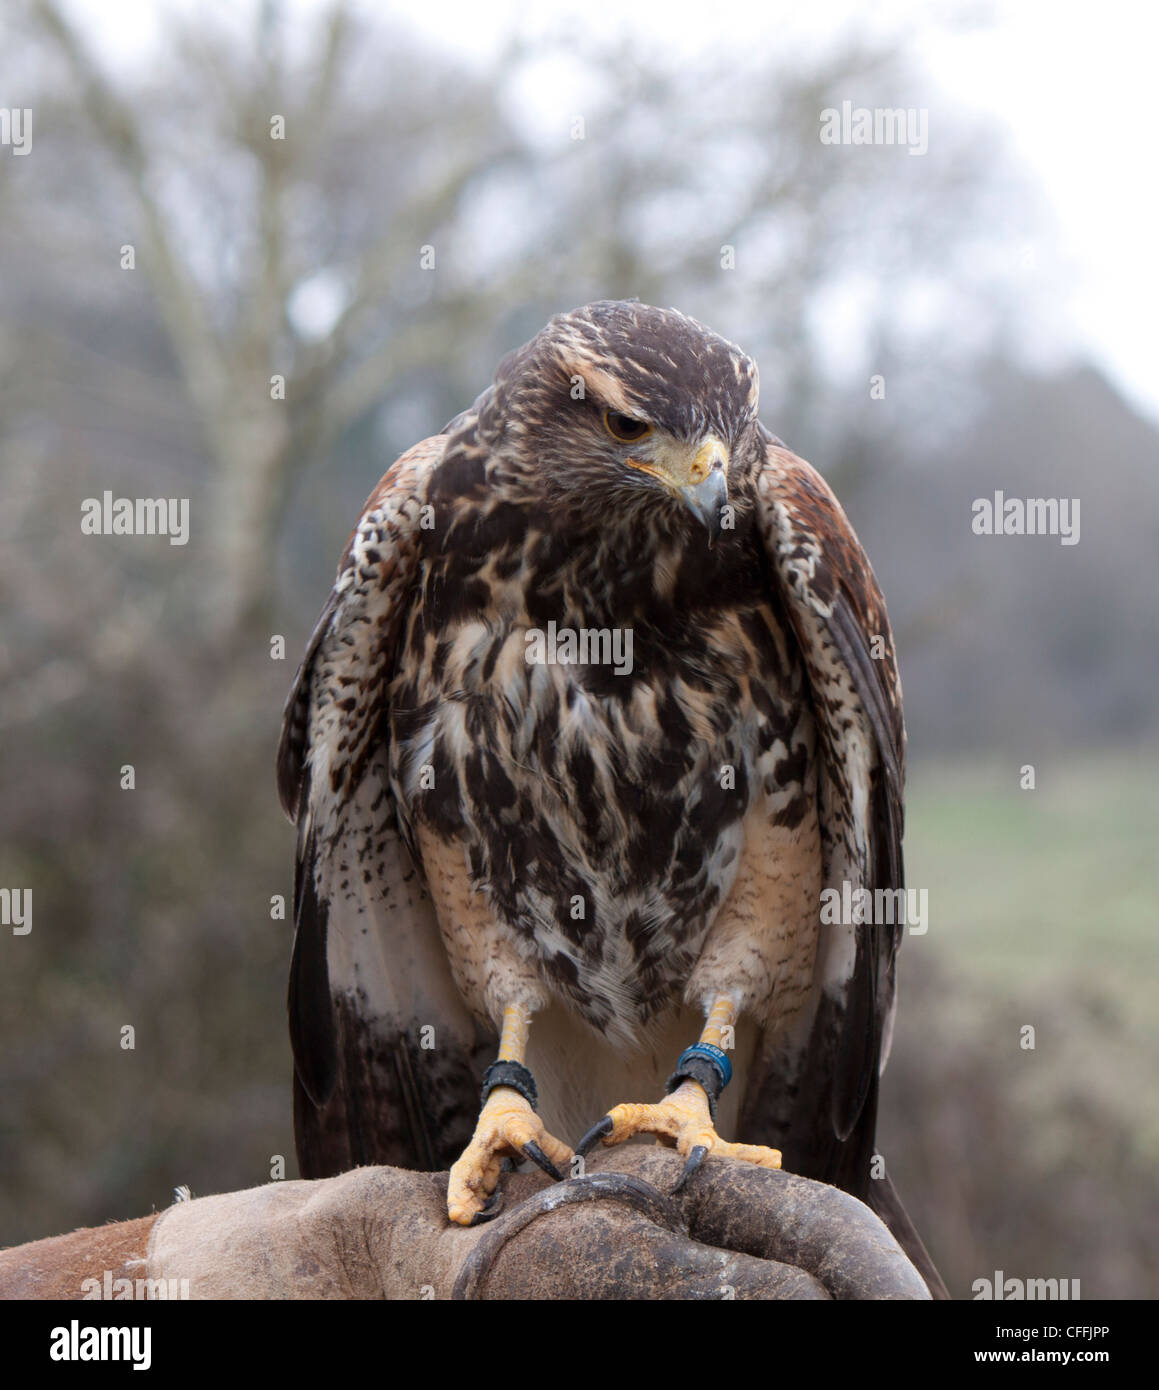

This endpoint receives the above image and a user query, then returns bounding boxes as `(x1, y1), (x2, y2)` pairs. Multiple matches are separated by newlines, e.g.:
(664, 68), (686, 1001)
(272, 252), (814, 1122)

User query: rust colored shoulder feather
(745, 425), (906, 1189)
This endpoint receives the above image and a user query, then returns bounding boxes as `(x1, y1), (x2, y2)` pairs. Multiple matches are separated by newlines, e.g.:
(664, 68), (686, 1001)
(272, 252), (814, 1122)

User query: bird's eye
(603, 410), (652, 443)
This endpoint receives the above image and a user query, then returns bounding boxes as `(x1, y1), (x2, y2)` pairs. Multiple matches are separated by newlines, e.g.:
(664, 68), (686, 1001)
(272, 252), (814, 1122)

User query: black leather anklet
(480, 1059), (538, 1110)
(665, 1043), (732, 1122)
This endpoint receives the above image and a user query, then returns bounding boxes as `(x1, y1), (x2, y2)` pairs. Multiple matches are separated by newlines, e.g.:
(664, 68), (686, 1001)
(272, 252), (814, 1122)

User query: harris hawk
(277, 300), (946, 1297)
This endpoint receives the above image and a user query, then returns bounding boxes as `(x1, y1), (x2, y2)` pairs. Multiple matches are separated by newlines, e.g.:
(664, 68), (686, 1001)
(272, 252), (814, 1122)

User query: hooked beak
(626, 434), (730, 547)
(680, 469), (728, 546)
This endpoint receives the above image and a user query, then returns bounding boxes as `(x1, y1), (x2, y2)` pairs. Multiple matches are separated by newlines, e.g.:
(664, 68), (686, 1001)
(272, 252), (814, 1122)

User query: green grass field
(872, 751), (1158, 1296)
(901, 750), (1159, 1159)
(906, 752), (1156, 1019)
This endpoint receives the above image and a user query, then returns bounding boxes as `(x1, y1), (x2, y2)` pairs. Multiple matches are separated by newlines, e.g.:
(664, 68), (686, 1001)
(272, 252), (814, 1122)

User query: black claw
(575, 1115), (615, 1159)
(673, 1144), (708, 1194)
(521, 1140), (564, 1181)
(467, 1188), (505, 1227)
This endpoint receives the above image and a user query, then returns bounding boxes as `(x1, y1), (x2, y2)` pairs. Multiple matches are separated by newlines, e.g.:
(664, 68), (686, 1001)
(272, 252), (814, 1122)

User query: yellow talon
(446, 1086), (573, 1225)
(583, 1079), (781, 1171)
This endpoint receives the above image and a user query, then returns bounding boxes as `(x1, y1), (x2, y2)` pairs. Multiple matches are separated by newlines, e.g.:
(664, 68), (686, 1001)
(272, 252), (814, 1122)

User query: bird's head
(480, 301), (761, 546)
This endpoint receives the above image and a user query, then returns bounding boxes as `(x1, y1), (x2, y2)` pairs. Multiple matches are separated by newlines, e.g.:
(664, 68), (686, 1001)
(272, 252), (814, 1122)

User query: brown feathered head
(460, 300), (762, 544)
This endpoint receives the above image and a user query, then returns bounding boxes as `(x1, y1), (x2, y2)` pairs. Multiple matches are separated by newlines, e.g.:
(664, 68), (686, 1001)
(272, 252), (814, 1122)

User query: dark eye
(603, 410), (652, 443)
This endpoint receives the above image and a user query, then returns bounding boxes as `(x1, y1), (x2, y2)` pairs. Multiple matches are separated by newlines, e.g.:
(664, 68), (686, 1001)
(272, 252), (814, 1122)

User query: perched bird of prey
(278, 300), (945, 1296)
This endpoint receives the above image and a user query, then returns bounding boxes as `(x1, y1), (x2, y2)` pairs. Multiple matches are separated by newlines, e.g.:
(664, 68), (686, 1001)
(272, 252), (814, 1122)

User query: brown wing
(277, 436), (490, 1177)
(743, 430), (904, 1183)
(744, 429), (946, 1296)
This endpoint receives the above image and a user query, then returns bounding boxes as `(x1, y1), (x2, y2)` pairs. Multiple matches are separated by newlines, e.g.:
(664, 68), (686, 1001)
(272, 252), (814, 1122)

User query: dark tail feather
(293, 999), (486, 1179)
(868, 1170), (950, 1300)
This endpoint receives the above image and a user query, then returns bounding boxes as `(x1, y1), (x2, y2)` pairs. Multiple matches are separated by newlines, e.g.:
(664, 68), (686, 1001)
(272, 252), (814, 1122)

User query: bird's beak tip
(680, 470), (728, 547)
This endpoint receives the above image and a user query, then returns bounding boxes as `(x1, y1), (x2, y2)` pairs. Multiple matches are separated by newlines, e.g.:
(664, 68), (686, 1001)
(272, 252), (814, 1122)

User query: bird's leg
(575, 993), (781, 1188)
(446, 1002), (573, 1225)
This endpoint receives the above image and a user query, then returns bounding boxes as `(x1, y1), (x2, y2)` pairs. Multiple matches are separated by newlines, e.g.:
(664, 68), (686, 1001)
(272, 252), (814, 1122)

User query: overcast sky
(49, 0), (1159, 425)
